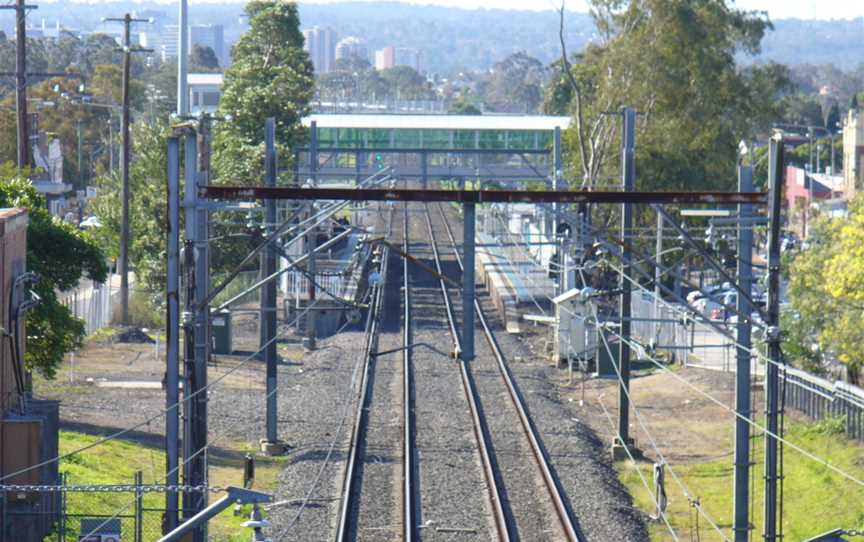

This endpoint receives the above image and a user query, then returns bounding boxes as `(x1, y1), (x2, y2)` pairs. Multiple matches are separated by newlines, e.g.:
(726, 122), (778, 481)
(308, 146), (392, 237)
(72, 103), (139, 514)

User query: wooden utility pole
(103, 14), (151, 325)
(0, 1), (37, 170)
(14, 0), (27, 169)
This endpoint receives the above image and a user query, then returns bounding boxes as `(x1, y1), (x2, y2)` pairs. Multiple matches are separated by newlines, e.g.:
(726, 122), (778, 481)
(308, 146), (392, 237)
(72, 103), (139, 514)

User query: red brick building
(0, 208), (60, 542)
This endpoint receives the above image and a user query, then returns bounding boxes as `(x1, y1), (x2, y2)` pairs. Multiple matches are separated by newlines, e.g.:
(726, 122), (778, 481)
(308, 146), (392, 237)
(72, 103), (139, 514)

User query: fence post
(1, 489), (6, 542)
(59, 472), (66, 542)
(135, 470), (143, 542)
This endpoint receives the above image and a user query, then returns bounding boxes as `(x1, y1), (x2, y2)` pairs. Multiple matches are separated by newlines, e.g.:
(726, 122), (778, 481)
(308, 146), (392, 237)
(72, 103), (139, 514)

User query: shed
(551, 288), (595, 364)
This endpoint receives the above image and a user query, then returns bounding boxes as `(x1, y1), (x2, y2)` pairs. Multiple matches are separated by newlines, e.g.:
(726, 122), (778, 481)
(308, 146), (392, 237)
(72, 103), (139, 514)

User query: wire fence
(0, 472), (168, 542)
(631, 291), (864, 442)
(57, 277), (116, 336)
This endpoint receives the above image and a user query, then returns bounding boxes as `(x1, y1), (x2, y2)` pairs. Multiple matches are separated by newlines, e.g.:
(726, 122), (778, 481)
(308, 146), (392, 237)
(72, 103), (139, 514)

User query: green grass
(57, 431), (286, 542)
(618, 418), (864, 541)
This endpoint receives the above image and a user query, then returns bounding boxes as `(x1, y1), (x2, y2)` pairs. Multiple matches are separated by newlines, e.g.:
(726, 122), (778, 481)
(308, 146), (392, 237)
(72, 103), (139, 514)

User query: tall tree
(89, 119), (170, 297)
(190, 44), (220, 71)
(555, 0), (789, 191)
(483, 52), (546, 113)
(214, 0), (314, 184)
(379, 66), (435, 101)
(0, 168), (108, 378)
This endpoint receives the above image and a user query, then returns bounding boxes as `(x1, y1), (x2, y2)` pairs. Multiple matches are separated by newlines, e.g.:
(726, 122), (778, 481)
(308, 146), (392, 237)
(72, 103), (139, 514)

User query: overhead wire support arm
(200, 186), (768, 205)
(652, 204), (768, 323)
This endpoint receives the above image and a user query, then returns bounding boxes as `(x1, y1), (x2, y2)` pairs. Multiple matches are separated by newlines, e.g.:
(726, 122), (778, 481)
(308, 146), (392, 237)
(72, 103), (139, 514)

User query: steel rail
(435, 202), (585, 542)
(334, 206), (391, 542)
(402, 204), (417, 541)
(421, 203), (511, 542)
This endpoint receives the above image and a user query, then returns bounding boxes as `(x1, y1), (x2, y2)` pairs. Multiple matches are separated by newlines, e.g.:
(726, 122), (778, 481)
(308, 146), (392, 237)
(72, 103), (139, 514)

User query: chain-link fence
(1, 472), (170, 542)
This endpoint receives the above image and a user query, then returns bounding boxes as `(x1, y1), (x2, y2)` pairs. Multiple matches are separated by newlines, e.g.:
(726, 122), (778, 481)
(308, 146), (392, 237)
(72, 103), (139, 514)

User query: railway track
(421, 203), (510, 540)
(334, 206), (404, 541)
(427, 202), (585, 542)
(334, 201), (583, 541)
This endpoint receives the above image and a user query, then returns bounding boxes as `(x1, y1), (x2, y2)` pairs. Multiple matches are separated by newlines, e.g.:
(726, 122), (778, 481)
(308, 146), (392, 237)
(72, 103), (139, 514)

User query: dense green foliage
(0, 169), (107, 378)
(214, 0), (314, 185)
(786, 196), (864, 384)
(89, 119), (170, 298)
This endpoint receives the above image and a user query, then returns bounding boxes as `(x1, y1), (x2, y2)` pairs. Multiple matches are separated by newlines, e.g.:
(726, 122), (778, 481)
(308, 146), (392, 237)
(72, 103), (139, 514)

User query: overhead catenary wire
(601, 321), (864, 490)
(580, 268), (731, 542)
(0, 297), (326, 484)
(595, 394), (680, 541)
(67, 265), (382, 541)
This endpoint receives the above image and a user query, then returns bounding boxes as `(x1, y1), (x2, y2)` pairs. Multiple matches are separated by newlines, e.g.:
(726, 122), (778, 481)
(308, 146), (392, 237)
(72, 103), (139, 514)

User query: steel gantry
(167, 110), (787, 541)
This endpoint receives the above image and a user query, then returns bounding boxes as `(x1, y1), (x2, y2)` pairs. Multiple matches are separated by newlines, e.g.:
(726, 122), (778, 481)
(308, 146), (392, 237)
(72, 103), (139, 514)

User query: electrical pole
(182, 129), (209, 542)
(553, 125), (563, 294)
(732, 164), (754, 542)
(177, 0), (189, 116)
(652, 211), (663, 341)
(261, 118), (283, 454)
(764, 133), (785, 542)
(0, 0), (37, 170)
(77, 119), (83, 184)
(616, 107), (636, 453)
(165, 136), (181, 533)
(462, 202), (476, 361)
(104, 13), (151, 326)
(304, 121), (319, 351)
(15, 0), (28, 169)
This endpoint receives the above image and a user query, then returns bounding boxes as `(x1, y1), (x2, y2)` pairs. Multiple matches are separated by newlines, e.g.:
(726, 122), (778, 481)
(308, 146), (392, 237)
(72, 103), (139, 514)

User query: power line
(0, 298), (326, 484)
(595, 394), (680, 541)
(581, 271), (731, 541)
(602, 322), (864, 490)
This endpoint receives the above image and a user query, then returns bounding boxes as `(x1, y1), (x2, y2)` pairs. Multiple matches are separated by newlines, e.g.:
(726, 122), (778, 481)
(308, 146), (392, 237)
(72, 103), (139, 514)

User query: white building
(374, 46), (395, 70)
(335, 36), (368, 64)
(160, 24), (179, 62)
(188, 73), (223, 115)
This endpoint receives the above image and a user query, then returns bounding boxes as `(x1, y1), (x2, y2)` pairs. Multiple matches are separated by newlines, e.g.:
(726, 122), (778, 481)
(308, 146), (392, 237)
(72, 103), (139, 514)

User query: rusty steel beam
(200, 186), (768, 205)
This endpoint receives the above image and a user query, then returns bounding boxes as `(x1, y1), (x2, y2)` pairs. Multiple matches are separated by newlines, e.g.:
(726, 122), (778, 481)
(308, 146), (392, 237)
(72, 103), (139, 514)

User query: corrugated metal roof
(302, 114), (571, 131)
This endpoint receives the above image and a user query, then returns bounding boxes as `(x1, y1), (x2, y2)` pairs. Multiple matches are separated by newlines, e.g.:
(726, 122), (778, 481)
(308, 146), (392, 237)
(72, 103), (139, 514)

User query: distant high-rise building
(161, 25), (179, 62)
(303, 26), (338, 74)
(374, 46), (395, 71)
(395, 47), (422, 72)
(335, 36), (369, 66)
(190, 24), (226, 66)
(159, 24), (226, 66)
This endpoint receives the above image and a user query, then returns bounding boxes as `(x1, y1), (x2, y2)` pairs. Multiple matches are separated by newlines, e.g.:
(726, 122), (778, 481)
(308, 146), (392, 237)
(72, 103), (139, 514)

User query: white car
(79, 216), (102, 229)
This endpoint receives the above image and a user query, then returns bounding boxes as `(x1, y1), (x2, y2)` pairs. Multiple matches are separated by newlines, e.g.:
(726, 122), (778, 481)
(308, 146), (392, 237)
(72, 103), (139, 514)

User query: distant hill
(297, 2), (595, 75)
(11, 2), (864, 73)
(759, 18), (864, 69)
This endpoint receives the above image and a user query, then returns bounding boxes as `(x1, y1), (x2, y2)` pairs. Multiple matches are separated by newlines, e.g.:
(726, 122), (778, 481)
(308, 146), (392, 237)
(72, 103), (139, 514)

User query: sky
(48, 0), (864, 21)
